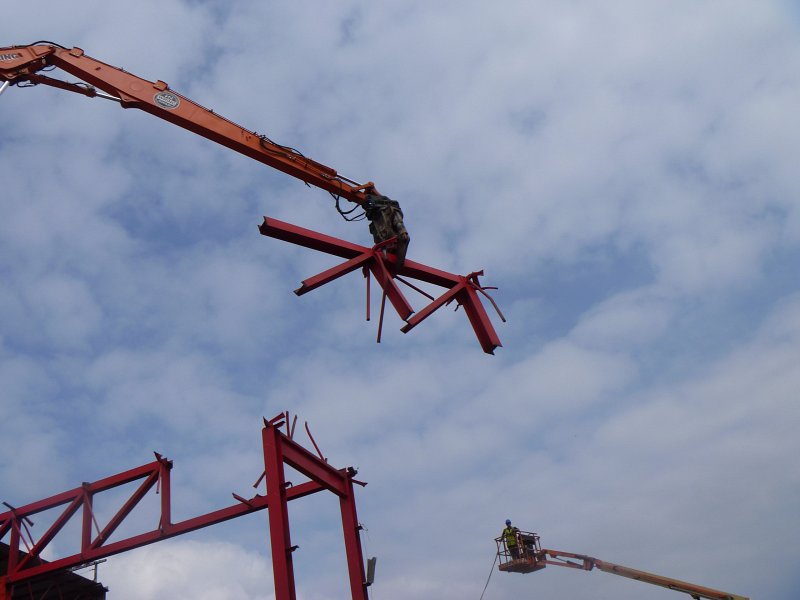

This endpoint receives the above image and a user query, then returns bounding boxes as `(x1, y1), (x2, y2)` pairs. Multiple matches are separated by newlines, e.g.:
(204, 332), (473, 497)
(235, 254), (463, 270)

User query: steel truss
(0, 414), (369, 600)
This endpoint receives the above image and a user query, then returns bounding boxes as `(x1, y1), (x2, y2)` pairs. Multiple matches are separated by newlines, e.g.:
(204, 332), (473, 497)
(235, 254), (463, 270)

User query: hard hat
(505, 519), (511, 525)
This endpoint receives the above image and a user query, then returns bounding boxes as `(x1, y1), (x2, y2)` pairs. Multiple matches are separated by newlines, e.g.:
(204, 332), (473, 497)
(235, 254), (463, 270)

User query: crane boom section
(0, 44), (368, 205)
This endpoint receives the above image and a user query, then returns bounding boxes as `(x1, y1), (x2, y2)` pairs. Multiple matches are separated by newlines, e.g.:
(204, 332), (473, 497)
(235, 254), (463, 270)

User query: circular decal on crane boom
(154, 91), (180, 110)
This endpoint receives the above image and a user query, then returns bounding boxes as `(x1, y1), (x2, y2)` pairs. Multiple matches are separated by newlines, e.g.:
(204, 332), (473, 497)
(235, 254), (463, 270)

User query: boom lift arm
(0, 42), (409, 265)
(495, 532), (749, 600)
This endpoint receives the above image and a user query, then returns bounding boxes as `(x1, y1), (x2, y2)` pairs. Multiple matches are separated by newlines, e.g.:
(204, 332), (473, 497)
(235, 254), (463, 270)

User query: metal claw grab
(365, 193), (410, 271)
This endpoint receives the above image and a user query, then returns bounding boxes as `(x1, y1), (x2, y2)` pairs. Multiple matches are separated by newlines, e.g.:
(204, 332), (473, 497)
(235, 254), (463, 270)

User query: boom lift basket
(495, 530), (545, 574)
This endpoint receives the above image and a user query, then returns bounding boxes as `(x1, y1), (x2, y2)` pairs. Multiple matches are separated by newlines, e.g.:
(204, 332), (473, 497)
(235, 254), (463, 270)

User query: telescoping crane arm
(539, 549), (749, 600)
(0, 42), (409, 265)
(495, 532), (749, 600)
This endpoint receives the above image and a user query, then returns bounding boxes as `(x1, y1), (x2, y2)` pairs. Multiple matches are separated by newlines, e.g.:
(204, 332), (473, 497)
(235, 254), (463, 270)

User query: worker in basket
(502, 519), (521, 560)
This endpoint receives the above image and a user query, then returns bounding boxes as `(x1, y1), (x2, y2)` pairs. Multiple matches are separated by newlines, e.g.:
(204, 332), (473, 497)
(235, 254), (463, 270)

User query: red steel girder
(259, 217), (503, 354)
(263, 424), (297, 600)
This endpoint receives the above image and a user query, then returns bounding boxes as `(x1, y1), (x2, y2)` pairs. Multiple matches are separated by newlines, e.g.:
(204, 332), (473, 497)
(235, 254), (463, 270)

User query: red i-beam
(0, 415), (369, 600)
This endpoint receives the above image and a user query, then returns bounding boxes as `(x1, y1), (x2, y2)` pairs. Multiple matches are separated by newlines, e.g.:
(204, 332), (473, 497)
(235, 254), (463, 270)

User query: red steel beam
(259, 217), (503, 353)
(401, 272), (503, 354)
(263, 424), (297, 600)
(276, 431), (351, 498)
(293, 244), (414, 321)
(2, 480), (327, 583)
(15, 494), (83, 571)
(0, 466), (325, 582)
(340, 476), (369, 600)
(2, 461), (161, 522)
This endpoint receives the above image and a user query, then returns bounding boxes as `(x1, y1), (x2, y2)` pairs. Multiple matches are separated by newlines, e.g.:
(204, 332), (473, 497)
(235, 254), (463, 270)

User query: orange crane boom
(495, 532), (749, 600)
(0, 42), (409, 265)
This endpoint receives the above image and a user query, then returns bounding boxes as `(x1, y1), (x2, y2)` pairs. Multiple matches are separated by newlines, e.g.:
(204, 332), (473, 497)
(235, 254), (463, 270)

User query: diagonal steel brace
(259, 217), (503, 354)
(296, 238), (413, 321)
(400, 271), (503, 354)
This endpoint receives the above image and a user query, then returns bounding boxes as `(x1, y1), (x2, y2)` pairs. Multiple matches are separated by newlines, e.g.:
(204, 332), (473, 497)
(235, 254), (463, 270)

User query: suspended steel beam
(259, 217), (504, 354)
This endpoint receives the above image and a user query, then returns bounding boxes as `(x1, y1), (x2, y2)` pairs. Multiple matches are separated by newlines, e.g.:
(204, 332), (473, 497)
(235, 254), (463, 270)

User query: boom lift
(0, 42), (504, 352)
(494, 531), (749, 600)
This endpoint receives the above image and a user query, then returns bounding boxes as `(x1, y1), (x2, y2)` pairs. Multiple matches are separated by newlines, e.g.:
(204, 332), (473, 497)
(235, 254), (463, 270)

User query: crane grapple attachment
(364, 193), (409, 270)
(259, 217), (504, 354)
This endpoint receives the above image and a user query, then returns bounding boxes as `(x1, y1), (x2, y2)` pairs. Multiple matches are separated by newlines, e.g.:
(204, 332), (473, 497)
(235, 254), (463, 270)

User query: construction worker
(502, 519), (520, 560)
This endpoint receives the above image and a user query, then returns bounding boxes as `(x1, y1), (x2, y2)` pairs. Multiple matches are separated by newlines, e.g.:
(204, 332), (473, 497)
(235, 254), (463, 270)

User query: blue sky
(2, 2), (799, 599)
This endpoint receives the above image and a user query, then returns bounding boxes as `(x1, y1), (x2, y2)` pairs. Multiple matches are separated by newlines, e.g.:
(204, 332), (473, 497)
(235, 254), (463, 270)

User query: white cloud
(101, 540), (274, 600)
(571, 288), (674, 348)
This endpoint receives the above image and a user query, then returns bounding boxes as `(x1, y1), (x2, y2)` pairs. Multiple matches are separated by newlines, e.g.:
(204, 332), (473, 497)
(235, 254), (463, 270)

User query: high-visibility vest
(503, 526), (518, 546)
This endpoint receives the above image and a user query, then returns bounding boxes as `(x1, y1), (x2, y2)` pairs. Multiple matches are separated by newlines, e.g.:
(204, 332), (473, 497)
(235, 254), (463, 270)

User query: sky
(1, 2), (799, 599)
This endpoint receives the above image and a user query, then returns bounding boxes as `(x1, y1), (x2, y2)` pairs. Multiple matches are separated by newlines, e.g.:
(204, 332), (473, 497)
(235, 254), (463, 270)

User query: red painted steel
(1, 418), (370, 600)
(259, 217), (504, 353)
(340, 477), (369, 600)
(263, 423), (297, 600)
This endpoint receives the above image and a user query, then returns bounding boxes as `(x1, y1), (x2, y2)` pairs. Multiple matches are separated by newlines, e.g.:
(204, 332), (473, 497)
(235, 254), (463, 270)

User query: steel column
(262, 424), (297, 600)
(340, 477), (369, 600)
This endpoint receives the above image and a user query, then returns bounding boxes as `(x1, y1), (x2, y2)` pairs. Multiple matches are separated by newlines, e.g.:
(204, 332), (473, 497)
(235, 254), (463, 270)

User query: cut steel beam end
(259, 216), (503, 354)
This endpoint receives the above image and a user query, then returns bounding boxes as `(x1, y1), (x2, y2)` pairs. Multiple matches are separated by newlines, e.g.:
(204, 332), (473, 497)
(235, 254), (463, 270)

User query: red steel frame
(0, 43), (505, 355)
(0, 414), (369, 600)
(260, 217), (505, 354)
